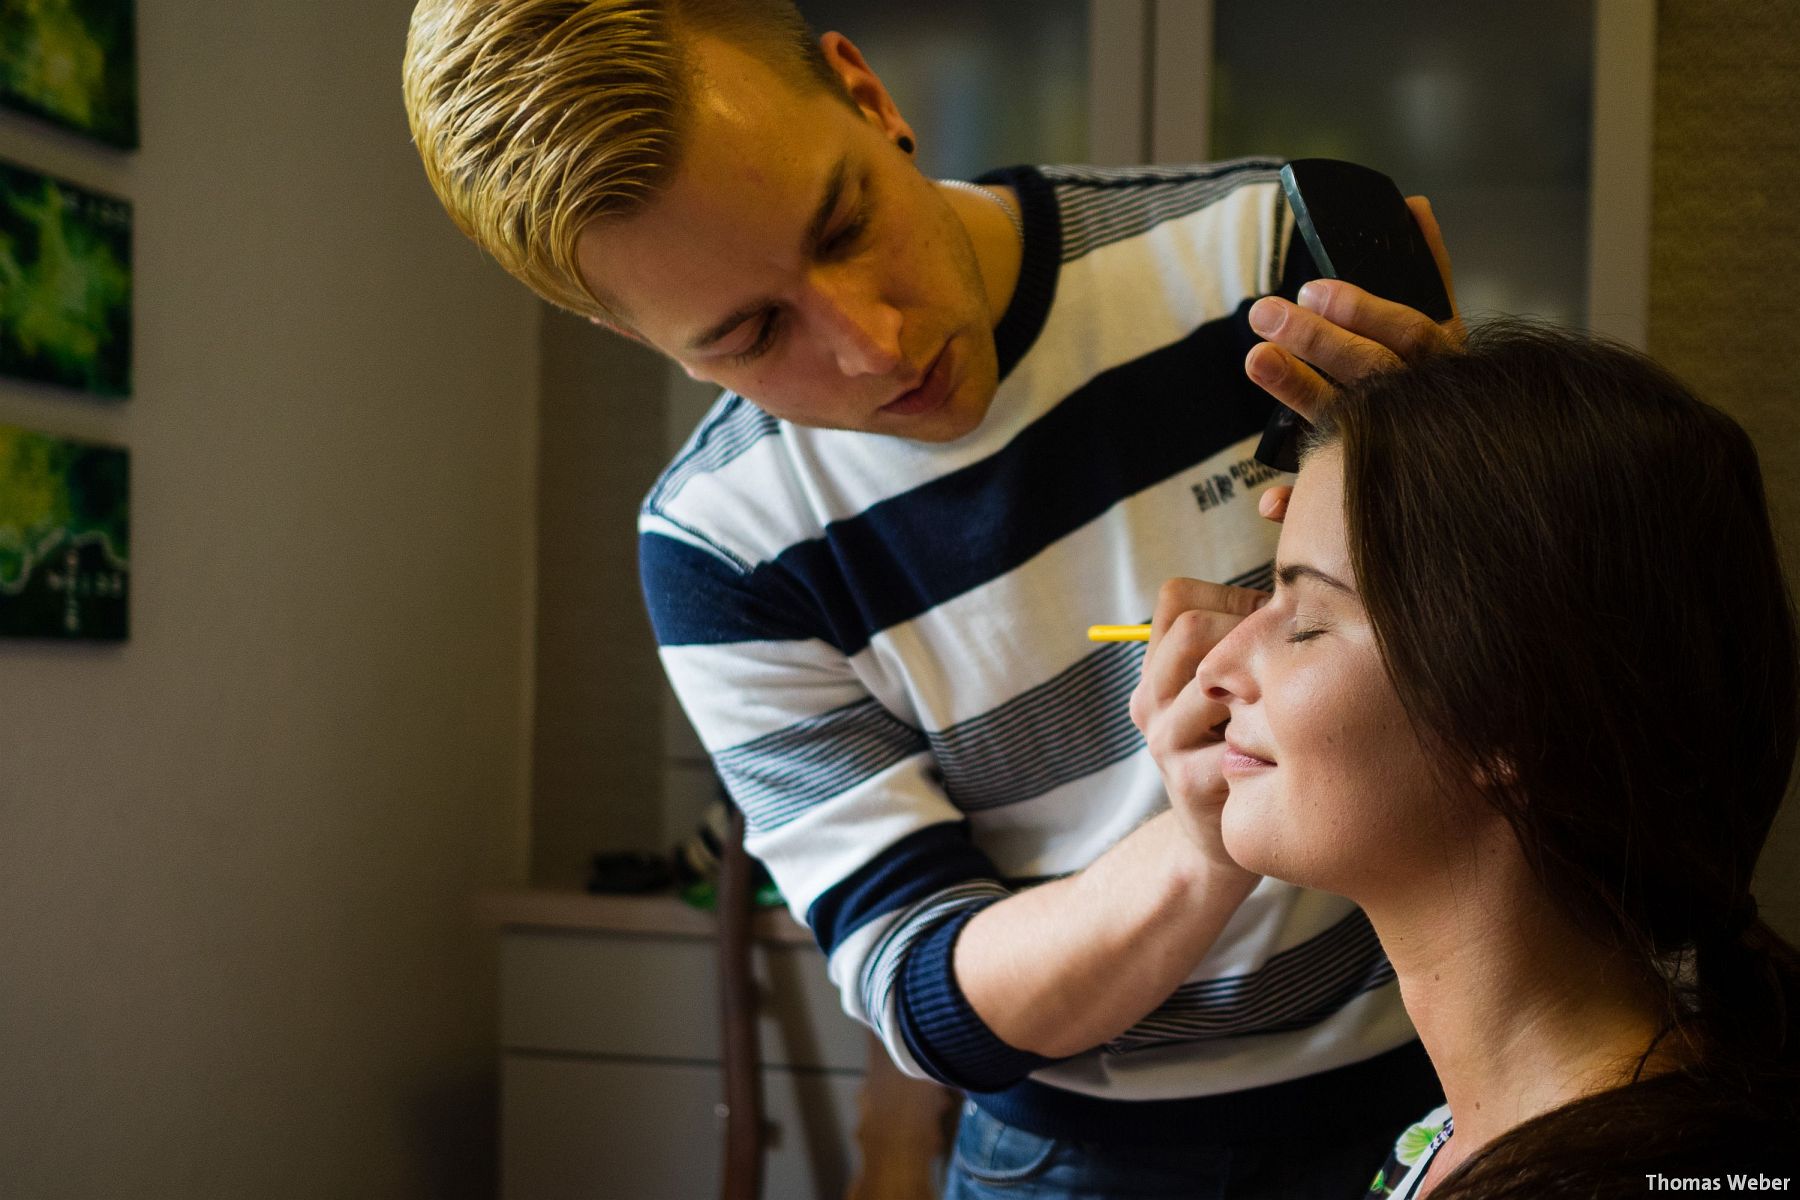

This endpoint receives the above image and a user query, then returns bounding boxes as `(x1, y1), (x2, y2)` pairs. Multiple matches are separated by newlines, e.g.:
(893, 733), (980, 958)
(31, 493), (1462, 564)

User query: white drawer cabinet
(485, 892), (867, 1200)
(503, 1056), (863, 1200)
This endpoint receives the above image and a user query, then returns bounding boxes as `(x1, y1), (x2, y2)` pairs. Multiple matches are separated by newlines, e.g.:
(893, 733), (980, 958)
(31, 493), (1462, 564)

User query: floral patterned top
(1364, 1105), (1454, 1200)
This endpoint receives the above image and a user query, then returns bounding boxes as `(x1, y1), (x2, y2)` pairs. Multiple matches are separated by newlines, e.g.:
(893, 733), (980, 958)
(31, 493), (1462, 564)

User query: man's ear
(818, 31), (915, 150)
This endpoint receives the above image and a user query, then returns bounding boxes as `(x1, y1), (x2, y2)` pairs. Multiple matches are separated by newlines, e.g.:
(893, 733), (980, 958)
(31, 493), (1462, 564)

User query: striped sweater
(639, 161), (1428, 1142)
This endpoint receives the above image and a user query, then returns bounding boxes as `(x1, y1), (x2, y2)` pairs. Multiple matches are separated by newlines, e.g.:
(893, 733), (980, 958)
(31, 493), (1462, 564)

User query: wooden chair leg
(845, 1031), (958, 1200)
(718, 803), (764, 1200)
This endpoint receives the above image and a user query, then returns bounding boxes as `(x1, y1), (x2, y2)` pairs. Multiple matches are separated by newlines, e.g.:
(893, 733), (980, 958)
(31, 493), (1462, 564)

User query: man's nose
(806, 273), (904, 377)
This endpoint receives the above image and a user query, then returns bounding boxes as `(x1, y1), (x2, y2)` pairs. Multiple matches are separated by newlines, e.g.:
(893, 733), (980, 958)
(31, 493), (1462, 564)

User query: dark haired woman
(1137, 324), (1800, 1196)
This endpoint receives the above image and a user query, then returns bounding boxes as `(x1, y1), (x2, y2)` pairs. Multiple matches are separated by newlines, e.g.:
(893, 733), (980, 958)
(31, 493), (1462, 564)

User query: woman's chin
(1218, 813), (1282, 880)
(1221, 809), (1330, 891)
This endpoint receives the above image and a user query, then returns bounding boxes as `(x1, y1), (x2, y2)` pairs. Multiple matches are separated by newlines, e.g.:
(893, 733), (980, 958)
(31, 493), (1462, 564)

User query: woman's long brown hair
(1310, 322), (1800, 1192)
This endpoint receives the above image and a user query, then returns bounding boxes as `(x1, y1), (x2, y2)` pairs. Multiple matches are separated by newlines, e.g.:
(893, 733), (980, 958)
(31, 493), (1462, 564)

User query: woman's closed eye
(1286, 620), (1330, 644)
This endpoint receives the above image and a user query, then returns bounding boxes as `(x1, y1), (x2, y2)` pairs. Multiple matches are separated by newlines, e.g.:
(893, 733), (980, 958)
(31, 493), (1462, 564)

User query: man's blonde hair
(403, 0), (844, 320)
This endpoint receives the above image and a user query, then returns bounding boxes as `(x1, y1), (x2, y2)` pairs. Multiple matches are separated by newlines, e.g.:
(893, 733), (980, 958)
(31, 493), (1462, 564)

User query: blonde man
(404, 3), (1458, 1195)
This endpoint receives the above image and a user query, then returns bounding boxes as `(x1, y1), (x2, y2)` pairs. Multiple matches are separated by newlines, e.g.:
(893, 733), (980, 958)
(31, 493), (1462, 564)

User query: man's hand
(951, 584), (1267, 1060)
(1245, 196), (1463, 423)
(1130, 578), (1266, 881)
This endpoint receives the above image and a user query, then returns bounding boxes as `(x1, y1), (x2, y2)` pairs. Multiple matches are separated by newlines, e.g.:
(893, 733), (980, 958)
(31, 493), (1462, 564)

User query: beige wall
(0, 1), (537, 1196)
(531, 310), (670, 884)
(1648, 0), (1800, 937)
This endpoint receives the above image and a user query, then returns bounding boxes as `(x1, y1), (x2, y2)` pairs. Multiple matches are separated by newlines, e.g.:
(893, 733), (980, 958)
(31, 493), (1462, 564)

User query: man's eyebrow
(1276, 561), (1357, 595)
(685, 154), (851, 354)
(687, 297), (771, 354)
(802, 153), (852, 252)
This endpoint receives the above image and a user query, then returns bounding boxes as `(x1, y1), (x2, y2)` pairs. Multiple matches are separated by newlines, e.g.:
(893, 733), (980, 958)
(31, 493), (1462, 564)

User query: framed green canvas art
(0, 423), (128, 639)
(0, 159), (131, 396)
(0, 0), (137, 148)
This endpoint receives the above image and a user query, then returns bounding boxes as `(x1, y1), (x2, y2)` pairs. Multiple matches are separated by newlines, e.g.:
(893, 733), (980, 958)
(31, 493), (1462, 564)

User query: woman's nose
(1196, 612), (1260, 704)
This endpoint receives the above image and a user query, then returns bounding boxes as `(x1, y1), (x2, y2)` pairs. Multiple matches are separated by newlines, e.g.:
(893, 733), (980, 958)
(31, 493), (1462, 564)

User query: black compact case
(1253, 159), (1454, 472)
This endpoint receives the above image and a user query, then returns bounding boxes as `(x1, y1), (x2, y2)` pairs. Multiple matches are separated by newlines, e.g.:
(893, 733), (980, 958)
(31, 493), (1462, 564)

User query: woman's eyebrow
(1275, 561), (1357, 595)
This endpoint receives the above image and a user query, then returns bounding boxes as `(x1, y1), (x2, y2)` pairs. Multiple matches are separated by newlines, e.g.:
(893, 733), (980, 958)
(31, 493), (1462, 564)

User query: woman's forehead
(1280, 447), (1351, 568)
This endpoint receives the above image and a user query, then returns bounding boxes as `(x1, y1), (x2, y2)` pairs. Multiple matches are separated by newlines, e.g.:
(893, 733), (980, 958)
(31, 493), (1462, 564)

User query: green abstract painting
(0, 423), (128, 639)
(0, 0), (137, 148)
(0, 159), (131, 396)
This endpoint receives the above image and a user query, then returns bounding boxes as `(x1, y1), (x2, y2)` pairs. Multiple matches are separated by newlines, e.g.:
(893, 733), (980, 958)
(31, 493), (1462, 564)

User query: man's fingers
(1404, 196), (1462, 332)
(1298, 283), (1455, 367)
(1163, 737), (1232, 808)
(1244, 197), (1461, 415)
(1150, 577), (1268, 635)
(1244, 342), (1337, 422)
(1132, 578), (1268, 732)
(1132, 612), (1208, 731)
(1251, 292), (1413, 388)
(1139, 609), (1225, 700)
(1146, 678), (1231, 761)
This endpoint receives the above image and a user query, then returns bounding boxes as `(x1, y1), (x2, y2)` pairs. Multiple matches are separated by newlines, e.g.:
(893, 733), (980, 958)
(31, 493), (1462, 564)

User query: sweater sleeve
(639, 521), (1051, 1088)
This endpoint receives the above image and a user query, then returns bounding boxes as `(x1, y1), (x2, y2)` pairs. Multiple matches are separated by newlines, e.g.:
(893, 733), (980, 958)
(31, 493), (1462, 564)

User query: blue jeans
(941, 1099), (1393, 1200)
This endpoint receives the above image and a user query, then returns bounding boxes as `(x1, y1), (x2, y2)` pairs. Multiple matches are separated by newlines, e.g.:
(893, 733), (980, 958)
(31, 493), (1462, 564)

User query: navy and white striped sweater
(639, 161), (1428, 1142)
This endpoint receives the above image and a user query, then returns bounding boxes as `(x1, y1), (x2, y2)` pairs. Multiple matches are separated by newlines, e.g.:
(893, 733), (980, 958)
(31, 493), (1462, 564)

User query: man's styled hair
(402, 0), (845, 320)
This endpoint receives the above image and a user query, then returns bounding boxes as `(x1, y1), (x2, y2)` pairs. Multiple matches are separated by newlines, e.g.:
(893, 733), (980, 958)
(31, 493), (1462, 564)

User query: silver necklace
(939, 178), (1024, 244)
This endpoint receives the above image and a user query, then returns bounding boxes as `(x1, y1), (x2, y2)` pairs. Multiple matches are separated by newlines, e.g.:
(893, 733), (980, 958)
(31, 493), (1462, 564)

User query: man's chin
(884, 365), (999, 443)
(885, 405), (985, 443)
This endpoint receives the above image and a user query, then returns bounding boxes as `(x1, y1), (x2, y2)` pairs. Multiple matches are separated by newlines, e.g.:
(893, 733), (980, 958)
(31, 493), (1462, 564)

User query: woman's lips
(881, 344), (952, 416)
(1222, 741), (1275, 775)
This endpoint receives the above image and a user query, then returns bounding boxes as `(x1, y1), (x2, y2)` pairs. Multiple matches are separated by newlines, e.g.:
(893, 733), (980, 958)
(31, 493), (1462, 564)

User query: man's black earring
(897, 135), (915, 155)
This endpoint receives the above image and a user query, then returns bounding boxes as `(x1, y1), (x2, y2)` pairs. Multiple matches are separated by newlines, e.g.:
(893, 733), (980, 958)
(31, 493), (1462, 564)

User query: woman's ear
(1472, 754), (1519, 791)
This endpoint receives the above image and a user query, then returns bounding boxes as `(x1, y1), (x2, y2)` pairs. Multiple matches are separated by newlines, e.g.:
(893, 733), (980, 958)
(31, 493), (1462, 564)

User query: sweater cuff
(895, 903), (1055, 1092)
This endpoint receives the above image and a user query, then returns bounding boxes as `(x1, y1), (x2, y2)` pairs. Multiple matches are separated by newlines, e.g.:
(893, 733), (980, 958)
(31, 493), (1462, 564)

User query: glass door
(798, 0), (1093, 179)
(1139, 0), (1654, 344)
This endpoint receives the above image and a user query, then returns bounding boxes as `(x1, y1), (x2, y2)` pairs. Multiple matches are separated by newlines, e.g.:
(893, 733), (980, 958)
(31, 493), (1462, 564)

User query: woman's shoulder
(1391, 1081), (1799, 1199)
(1364, 1104), (1452, 1199)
